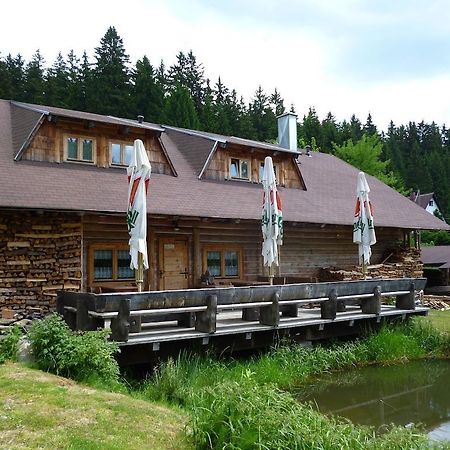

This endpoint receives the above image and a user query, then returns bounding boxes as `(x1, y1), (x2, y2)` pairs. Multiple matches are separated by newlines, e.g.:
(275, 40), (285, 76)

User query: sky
(2, 0), (450, 131)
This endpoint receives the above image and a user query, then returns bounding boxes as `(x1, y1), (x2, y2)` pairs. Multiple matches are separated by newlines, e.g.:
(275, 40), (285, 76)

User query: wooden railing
(57, 278), (427, 342)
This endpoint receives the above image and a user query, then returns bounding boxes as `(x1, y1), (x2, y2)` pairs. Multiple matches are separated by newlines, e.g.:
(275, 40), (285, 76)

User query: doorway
(158, 237), (189, 290)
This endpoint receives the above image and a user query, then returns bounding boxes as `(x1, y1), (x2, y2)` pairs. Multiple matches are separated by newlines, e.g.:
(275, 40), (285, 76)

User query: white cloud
(2, 0), (450, 130)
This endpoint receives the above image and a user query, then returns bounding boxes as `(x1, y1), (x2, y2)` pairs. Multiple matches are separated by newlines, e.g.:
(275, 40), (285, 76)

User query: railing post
(111, 298), (131, 342)
(76, 296), (90, 331)
(321, 289), (337, 320)
(396, 282), (416, 310)
(195, 294), (217, 333)
(259, 291), (280, 326)
(361, 286), (381, 314)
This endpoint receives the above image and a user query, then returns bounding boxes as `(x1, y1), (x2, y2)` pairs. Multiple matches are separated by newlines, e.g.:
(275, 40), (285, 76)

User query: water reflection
(296, 360), (450, 441)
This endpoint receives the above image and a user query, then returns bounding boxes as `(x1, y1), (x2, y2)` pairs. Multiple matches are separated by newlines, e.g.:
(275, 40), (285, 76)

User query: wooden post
(136, 252), (144, 292)
(195, 294), (217, 333)
(111, 298), (131, 342)
(259, 291), (280, 326)
(193, 228), (201, 287)
(321, 289), (337, 320)
(361, 285), (381, 315)
(396, 282), (416, 310)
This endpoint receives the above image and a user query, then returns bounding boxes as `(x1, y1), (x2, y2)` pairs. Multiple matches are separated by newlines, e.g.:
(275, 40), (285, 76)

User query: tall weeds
(141, 319), (450, 449)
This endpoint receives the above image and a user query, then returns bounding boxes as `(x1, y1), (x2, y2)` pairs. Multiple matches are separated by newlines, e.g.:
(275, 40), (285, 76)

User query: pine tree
(131, 56), (164, 123)
(320, 112), (339, 152)
(299, 107), (321, 149)
(23, 50), (46, 104)
(249, 86), (276, 142)
(270, 88), (285, 116)
(363, 113), (378, 136)
(162, 83), (200, 129)
(91, 26), (131, 117)
(45, 52), (70, 107)
(65, 50), (82, 110)
(78, 52), (93, 111)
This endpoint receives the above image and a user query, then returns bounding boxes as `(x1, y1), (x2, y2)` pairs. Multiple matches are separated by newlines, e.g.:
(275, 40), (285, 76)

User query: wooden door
(159, 237), (189, 290)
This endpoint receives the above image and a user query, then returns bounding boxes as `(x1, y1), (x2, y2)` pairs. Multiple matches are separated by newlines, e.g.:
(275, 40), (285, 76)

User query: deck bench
(57, 278), (426, 342)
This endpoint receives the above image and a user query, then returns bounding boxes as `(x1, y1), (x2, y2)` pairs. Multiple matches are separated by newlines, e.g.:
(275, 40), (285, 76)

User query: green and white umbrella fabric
(127, 139), (151, 287)
(353, 171), (376, 270)
(261, 156), (283, 277)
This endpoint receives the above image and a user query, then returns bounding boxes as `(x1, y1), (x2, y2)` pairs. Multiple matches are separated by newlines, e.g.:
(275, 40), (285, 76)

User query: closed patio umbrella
(127, 139), (151, 292)
(353, 171), (376, 276)
(261, 156), (283, 284)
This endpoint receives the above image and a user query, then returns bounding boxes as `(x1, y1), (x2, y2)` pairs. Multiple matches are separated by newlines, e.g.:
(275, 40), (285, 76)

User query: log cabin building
(0, 99), (448, 313)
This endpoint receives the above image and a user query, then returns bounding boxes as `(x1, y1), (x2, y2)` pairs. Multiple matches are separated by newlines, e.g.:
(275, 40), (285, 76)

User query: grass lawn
(427, 309), (450, 334)
(0, 362), (192, 450)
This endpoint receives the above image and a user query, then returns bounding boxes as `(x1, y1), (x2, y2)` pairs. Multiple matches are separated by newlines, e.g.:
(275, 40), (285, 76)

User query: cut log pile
(319, 247), (423, 282)
(0, 211), (81, 314)
(422, 295), (450, 310)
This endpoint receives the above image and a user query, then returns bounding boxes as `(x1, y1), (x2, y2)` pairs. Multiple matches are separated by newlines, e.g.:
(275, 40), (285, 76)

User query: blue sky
(2, 0), (450, 130)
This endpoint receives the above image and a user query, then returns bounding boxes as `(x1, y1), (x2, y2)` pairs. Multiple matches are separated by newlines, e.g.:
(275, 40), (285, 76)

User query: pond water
(296, 360), (450, 442)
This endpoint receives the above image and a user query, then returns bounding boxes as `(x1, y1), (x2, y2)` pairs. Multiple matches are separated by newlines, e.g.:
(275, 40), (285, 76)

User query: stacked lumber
(319, 246), (423, 282)
(422, 295), (450, 310)
(0, 211), (81, 313)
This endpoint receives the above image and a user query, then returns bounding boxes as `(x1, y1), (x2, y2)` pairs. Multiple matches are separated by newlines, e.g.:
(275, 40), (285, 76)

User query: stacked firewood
(0, 212), (81, 313)
(319, 247), (423, 282)
(422, 295), (450, 310)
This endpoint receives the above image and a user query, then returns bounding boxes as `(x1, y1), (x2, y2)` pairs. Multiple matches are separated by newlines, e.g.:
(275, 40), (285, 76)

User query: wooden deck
(121, 305), (427, 346)
(57, 278), (428, 365)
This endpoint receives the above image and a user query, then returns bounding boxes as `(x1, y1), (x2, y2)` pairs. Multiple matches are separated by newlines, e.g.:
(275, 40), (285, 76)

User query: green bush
(27, 314), (120, 386)
(0, 325), (23, 364)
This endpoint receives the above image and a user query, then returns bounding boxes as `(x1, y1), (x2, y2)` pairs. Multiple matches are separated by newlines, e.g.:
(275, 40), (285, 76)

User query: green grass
(0, 362), (192, 450)
(427, 309), (450, 334)
(141, 320), (450, 449)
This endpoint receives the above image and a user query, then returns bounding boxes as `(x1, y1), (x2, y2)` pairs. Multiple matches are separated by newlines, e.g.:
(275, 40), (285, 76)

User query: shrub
(0, 325), (23, 364)
(27, 314), (120, 386)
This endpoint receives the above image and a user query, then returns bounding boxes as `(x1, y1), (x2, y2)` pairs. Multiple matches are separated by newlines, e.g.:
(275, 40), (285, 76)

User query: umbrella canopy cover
(127, 139), (151, 270)
(261, 156), (283, 267)
(353, 171), (376, 265)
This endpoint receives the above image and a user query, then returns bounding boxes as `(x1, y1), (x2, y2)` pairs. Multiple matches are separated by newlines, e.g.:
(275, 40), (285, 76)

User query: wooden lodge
(0, 99), (449, 317)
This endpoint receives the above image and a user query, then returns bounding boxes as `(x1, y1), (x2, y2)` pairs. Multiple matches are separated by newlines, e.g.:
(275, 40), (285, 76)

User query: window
(230, 158), (249, 180)
(64, 135), (95, 162)
(110, 142), (134, 166)
(90, 244), (134, 282)
(429, 200), (434, 207)
(259, 162), (278, 183)
(203, 246), (241, 278)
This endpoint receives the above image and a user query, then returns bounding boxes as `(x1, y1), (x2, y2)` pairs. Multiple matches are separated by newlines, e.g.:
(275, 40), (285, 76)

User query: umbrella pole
(269, 264), (274, 285)
(136, 252), (144, 292)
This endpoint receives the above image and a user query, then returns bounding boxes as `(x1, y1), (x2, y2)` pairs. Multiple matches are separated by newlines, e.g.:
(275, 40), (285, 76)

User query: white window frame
(110, 141), (135, 166)
(64, 134), (96, 164)
(229, 157), (250, 180)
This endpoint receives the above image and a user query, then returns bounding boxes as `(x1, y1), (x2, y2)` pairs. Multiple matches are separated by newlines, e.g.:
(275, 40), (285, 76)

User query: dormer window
(111, 141), (134, 166)
(64, 135), (95, 163)
(230, 158), (249, 180)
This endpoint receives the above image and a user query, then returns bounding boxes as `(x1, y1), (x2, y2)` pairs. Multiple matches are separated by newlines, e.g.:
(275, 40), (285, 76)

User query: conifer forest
(1, 26), (449, 222)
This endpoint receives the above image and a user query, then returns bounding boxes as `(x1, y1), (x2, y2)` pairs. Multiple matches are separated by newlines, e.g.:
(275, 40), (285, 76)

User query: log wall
(0, 210), (82, 313)
(22, 119), (172, 175)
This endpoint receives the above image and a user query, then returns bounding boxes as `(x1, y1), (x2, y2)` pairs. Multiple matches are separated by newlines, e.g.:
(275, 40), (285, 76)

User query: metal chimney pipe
(137, 115), (144, 124)
(277, 112), (298, 151)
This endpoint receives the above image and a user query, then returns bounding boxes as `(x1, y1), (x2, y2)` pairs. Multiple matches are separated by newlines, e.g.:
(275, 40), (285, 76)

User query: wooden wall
(0, 210), (82, 312)
(204, 145), (304, 189)
(23, 119), (172, 175)
(82, 214), (405, 291)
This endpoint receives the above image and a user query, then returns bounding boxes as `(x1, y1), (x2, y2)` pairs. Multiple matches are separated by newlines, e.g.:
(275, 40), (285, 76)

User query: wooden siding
(22, 119), (172, 174)
(82, 214), (404, 291)
(203, 145), (304, 189)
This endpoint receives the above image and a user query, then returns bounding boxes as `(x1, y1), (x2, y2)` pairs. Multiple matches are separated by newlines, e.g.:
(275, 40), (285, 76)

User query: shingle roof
(11, 101), (164, 133)
(0, 99), (449, 231)
(409, 192), (435, 209)
(421, 246), (450, 266)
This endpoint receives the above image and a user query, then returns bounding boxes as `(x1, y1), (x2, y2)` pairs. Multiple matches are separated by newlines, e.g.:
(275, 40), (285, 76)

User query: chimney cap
(276, 111), (297, 120)
(137, 115), (144, 123)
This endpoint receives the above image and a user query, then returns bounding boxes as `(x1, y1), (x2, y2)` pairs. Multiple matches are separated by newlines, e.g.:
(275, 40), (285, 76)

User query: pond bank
(140, 318), (450, 449)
